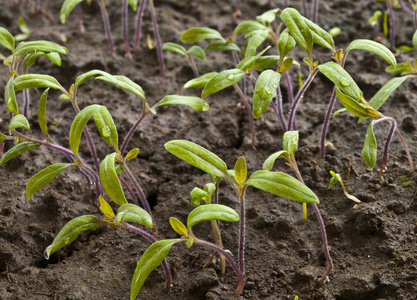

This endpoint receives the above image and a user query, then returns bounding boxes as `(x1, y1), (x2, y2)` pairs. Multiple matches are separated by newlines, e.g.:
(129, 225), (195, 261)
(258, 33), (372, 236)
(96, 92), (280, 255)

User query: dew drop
(266, 89), (271, 95)
(272, 84), (278, 89)
(340, 78), (350, 87)
(64, 237), (70, 245)
(202, 103), (210, 111)
(227, 75), (235, 81)
(101, 125), (110, 138)
(7, 97), (12, 104)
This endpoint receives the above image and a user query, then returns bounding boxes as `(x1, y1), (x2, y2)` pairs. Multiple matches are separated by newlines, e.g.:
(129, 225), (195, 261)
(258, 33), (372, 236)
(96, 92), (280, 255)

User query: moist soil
(0, 0), (416, 299)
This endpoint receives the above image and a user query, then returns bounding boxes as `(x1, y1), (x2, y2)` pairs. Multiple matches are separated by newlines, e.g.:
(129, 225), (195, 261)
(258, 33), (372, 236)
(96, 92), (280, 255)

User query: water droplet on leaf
(340, 78), (350, 87)
(101, 126), (110, 138)
(227, 75), (235, 81)
(64, 237), (70, 245)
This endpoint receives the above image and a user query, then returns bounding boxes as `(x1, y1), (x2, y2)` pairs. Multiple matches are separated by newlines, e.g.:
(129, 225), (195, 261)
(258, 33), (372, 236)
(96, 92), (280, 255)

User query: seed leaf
(0, 27), (15, 50)
(205, 41), (241, 52)
(256, 8), (280, 27)
(60, 0), (84, 24)
(115, 203), (152, 228)
(75, 70), (117, 87)
(131, 239), (181, 300)
(5, 78), (18, 115)
(244, 29), (269, 57)
(187, 45), (206, 60)
(253, 70), (280, 119)
(278, 29), (296, 58)
(99, 196), (115, 221)
(93, 106), (118, 150)
(318, 61), (363, 101)
(362, 121), (377, 169)
(346, 39), (396, 68)
(187, 204), (239, 228)
(246, 170), (319, 204)
(38, 88), (50, 135)
(14, 74), (66, 94)
(162, 42), (187, 55)
(283, 130), (299, 157)
(125, 148), (139, 161)
(201, 69), (245, 98)
(335, 88), (369, 117)
(0, 142), (40, 166)
(44, 215), (103, 260)
(155, 95), (210, 111)
(43, 52), (62, 66)
(96, 75), (145, 99)
(303, 17), (335, 52)
(165, 140), (228, 178)
(234, 157), (247, 185)
(100, 153), (128, 206)
(26, 163), (72, 200)
(234, 20), (267, 35)
(181, 27), (223, 43)
(184, 72), (218, 89)
(9, 114), (30, 133)
(169, 217), (188, 237)
(280, 8), (313, 54)
(262, 150), (288, 171)
(358, 76), (408, 124)
(14, 41), (67, 56)
(69, 104), (100, 155)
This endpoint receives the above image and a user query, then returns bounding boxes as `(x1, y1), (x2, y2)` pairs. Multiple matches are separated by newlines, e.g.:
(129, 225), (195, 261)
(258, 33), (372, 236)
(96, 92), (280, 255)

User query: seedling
(162, 42), (206, 78)
(329, 171), (362, 204)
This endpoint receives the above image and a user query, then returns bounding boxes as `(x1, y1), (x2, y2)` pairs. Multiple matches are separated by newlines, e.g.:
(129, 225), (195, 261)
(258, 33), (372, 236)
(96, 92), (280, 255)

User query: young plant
(329, 171), (362, 204)
(162, 42), (206, 78)
(164, 137), (324, 282)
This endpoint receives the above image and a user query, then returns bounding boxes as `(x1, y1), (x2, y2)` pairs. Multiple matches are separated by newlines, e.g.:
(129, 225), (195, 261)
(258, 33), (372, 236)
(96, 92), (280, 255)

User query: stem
(387, 0), (396, 50)
(271, 85), (287, 131)
(395, 128), (413, 170)
(210, 220), (226, 275)
(374, 117), (397, 179)
(302, 0), (308, 18)
(312, 0), (319, 24)
(149, 0), (164, 84)
(97, 0), (115, 56)
(283, 0), (288, 8)
(124, 223), (172, 292)
(119, 174), (140, 206)
(193, 235), (245, 295)
(320, 87), (337, 158)
(23, 89), (30, 119)
(120, 104), (149, 155)
(238, 188), (246, 274)
(133, 0), (146, 51)
(285, 72), (294, 108)
(398, 0), (414, 15)
(235, 0), (241, 16)
(76, 4), (85, 33)
(122, 0), (131, 59)
(287, 67), (319, 131)
(186, 54), (200, 78)
(233, 84), (257, 147)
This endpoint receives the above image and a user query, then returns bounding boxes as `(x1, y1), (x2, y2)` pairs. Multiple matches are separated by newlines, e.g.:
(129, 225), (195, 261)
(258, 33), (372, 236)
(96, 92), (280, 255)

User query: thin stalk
(238, 188), (246, 274)
(312, 0), (319, 24)
(233, 83), (256, 147)
(285, 72), (294, 108)
(302, 0), (308, 18)
(232, 50), (245, 97)
(122, 0), (131, 59)
(133, 0), (146, 51)
(192, 233), (245, 295)
(271, 85), (287, 131)
(374, 117), (397, 179)
(149, 0), (165, 83)
(283, 0), (289, 9)
(287, 68), (319, 131)
(210, 219), (226, 274)
(398, 0), (414, 15)
(235, 0), (241, 16)
(120, 102), (149, 155)
(0, 142), (4, 157)
(395, 128), (413, 170)
(76, 4), (85, 33)
(119, 174), (140, 206)
(387, 0), (396, 50)
(186, 54), (199, 78)
(97, 0), (115, 56)
(124, 223), (172, 292)
(23, 89), (30, 119)
(320, 87), (337, 158)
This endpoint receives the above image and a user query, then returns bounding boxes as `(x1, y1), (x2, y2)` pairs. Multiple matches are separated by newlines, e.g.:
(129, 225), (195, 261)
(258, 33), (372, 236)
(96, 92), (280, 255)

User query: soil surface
(0, 0), (416, 299)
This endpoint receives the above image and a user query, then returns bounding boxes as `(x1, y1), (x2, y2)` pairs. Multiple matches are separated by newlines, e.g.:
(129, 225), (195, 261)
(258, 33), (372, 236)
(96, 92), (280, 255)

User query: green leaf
(332, 108), (347, 118)
(14, 74), (66, 93)
(162, 42), (187, 56)
(38, 88), (50, 135)
(115, 203), (152, 228)
(244, 29), (269, 57)
(187, 204), (239, 228)
(252, 55), (281, 71)
(358, 76), (408, 124)
(96, 75), (145, 99)
(283, 131), (299, 157)
(280, 8), (313, 54)
(262, 150), (288, 171)
(385, 61), (414, 75)
(346, 39), (396, 68)
(69, 104), (100, 155)
(0, 142), (40, 166)
(181, 27), (223, 43)
(246, 170), (319, 204)
(303, 17), (335, 52)
(205, 41), (241, 52)
(99, 196), (115, 221)
(318, 62), (363, 101)
(413, 29), (417, 50)
(236, 48), (272, 72)
(14, 41), (67, 56)
(0, 27), (15, 51)
(278, 29), (296, 58)
(184, 72), (218, 89)
(234, 157), (247, 185)
(100, 153), (128, 206)
(169, 217), (188, 237)
(328, 170), (338, 189)
(278, 57), (294, 74)
(131, 239), (181, 300)
(26, 163), (72, 199)
(155, 95), (210, 111)
(165, 140), (228, 178)
(256, 8), (280, 27)
(362, 121), (377, 169)
(42, 52), (62, 66)
(18, 17), (30, 34)
(9, 114), (30, 133)
(128, 0), (139, 11)
(187, 45), (206, 60)
(44, 215), (102, 259)
(75, 69), (117, 87)
(60, 0), (84, 24)
(5, 78), (18, 115)
(369, 10), (382, 26)
(125, 148), (139, 161)
(190, 187), (209, 206)
(234, 20), (267, 35)
(93, 106), (118, 150)
(0, 133), (7, 143)
(253, 70), (280, 119)
(201, 69), (245, 98)
(335, 88), (369, 118)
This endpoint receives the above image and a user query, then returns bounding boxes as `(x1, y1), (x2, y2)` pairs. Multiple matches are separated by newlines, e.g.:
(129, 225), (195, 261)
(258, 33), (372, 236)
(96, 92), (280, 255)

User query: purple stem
(235, 0), (241, 16)
(76, 4), (85, 33)
(0, 142), (4, 157)
(122, 0), (131, 59)
(124, 223), (172, 292)
(120, 107), (148, 155)
(283, 0), (289, 8)
(398, 0), (414, 15)
(387, 0), (396, 50)
(287, 68), (319, 130)
(395, 128), (413, 170)
(302, 0), (308, 18)
(312, 0), (319, 24)
(194, 236), (245, 295)
(23, 89), (30, 119)
(271, 85), (288, 131)
(149, 0), (165, 83)
(97, 0), (115, 56)
(285, 72), (294, 108)
(133, 0), (146, 51)
(238, 189), (246, 274)
(374, 117), (397, 178)
(187, 55), (200, 78)
(320, 87), (337, 158)
(119, 174), (140, 206)
(233, 84), (257, 147)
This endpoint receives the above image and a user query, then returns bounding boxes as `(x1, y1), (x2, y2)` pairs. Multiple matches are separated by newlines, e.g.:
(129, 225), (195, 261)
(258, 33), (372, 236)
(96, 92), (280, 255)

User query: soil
(0, 0), (416, 299)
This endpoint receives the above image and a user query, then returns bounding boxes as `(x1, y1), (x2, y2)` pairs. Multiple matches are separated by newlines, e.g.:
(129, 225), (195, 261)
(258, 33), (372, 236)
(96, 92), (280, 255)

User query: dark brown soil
(0, 0), (416, 299)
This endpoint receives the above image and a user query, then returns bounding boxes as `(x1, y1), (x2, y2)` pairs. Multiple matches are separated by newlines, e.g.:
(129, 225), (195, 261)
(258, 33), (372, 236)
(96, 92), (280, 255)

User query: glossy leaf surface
(0, 142), (40, 166)
(97, 75), (145, 99)
(99, 196), (115, 221)
(278, 29), (296, 58)
(234, 157), (247, 186)
(181, 27), (223, 43)
(69, 105), (100, 155)
(303, 18), (335, 51)
(60, 0), (84, 24)
(205, 41), (241, 52)
(346, 39), (396, 68)
(187, 45), (206, 60)
(280, 8), (313, 54)
(155, 95), (210, 111)
(253, 70), (280, 119)
(116, 203), (152, 228)
(201, 69), (245, 98)
(14, 41), (67, 56)
(14, 74), (66, 93)
(169, 217), (188, 237)
(362, 121), (377, 169)
(335, 88), (369, 118)
(100, 153), (128, 206)
(5, 78), (18, 115)
(0, 27), (15, 50)
(187, 204), (239, 228)
(9, 114), (29, 133)
(262, 150), (288, 171)
(93, 106), (118, 149)
(184, 72), (218, 89)
(38, 88), (50, 135)
(283, 131), (299, 157)
(162, 42), (187, 55)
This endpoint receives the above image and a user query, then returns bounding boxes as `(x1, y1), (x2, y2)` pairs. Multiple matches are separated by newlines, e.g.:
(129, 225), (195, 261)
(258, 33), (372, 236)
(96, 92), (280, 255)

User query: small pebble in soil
(401, 116), (416, 132)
